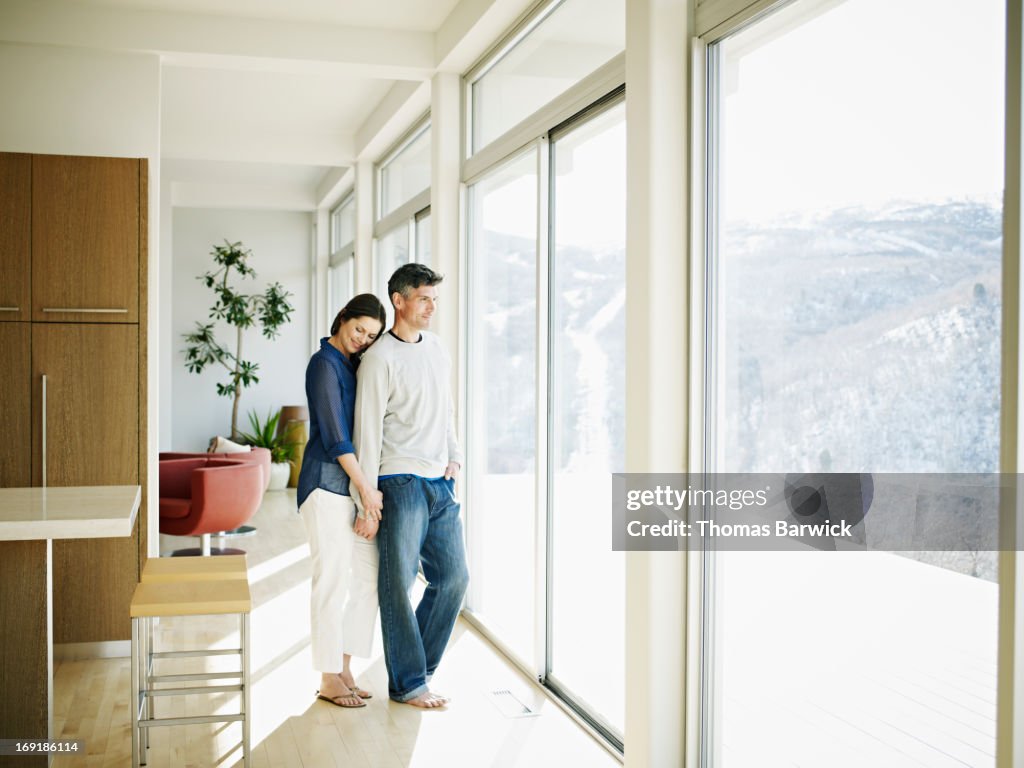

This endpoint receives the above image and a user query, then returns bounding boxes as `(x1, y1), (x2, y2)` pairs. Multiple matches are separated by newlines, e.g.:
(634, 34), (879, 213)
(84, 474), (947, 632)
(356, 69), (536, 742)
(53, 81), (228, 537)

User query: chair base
(215, 525), (258, 538)
(169, 547), (247, 557)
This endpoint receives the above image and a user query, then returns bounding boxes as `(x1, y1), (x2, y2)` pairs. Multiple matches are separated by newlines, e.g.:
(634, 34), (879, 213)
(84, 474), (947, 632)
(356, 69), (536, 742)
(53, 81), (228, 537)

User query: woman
(296, 293), (386, 708)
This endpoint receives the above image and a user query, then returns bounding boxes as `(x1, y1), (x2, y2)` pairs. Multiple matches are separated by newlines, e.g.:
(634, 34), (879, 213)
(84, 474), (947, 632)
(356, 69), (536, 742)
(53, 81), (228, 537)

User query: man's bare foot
(404, 691), (449, 709)
(338, 672), (372, 699)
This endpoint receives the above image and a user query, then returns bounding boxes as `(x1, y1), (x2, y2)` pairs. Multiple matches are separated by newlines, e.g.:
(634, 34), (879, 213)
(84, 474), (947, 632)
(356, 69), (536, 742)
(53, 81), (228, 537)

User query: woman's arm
(337, 452), (382, 519)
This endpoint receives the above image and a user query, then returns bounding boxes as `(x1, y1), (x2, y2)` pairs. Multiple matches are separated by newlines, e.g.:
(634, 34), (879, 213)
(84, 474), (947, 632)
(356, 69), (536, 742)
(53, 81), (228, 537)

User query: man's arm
(443, 391), (462, 480)
(353, 351), (388, 519)
(443, 341), (464, 475)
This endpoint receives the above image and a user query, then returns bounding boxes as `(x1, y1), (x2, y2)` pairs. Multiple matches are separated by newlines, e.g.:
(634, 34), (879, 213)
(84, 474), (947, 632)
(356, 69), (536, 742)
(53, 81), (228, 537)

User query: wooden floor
(51, 488), (620, 768)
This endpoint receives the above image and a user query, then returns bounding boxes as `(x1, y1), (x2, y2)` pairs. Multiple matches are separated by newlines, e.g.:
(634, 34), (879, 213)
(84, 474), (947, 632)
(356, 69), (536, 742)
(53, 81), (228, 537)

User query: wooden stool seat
(130, 572), (252, 767)
(130, 579), (251, 618)
(141, 554), (248, 583)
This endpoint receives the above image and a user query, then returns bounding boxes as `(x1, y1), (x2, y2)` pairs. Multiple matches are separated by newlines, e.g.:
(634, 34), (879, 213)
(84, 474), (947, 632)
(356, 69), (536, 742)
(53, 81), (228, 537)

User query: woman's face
(336, 315), (382, 356)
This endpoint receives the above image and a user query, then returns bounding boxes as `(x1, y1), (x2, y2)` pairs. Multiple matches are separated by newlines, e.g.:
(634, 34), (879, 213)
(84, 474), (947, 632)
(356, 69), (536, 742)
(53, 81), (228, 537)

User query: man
(352, 263), (469, 709)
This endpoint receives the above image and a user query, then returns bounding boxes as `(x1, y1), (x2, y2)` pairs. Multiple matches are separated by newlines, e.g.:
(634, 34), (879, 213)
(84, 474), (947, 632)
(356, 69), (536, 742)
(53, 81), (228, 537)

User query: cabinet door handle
(42, 308), (128, 314)
(0, 307), (19, 311)
(41, 374), (47, 489)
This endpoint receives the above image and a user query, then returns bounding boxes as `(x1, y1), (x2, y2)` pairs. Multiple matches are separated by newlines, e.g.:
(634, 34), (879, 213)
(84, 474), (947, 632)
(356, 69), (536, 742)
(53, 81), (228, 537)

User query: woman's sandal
(316, 689), (366, 708)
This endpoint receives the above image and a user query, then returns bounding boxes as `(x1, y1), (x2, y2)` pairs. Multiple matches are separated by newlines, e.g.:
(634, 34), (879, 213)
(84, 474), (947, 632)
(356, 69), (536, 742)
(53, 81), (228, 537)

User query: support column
(624, 0), (694, 765)
(431, 72), (462, 390)
(999, 1), (1024, 765)
(313, 207), (329, 340)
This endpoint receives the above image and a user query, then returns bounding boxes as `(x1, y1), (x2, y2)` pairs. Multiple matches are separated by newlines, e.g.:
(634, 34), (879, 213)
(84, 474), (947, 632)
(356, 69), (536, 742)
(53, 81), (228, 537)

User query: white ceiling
(11, 0), (486, 208)
(2, 0), (544, 209)
(61, 0), (463, 31)
(150, 0), (459, 206)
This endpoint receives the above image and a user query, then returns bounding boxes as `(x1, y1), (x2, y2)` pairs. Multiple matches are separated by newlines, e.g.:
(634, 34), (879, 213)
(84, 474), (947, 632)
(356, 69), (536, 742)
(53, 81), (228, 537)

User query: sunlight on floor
(53, 488), (620, 767)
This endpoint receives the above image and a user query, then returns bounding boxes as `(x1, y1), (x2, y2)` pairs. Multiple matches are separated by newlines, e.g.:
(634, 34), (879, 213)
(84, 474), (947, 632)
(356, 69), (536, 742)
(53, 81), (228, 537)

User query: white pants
(300, 489), (379, 671)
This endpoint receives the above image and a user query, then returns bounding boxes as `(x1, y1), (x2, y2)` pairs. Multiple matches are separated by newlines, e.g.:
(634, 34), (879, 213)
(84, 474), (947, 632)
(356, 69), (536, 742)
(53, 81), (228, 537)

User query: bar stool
(130, 570), (252, 767)
(136, 553), (249, 756)
(142, 553), (249, 584)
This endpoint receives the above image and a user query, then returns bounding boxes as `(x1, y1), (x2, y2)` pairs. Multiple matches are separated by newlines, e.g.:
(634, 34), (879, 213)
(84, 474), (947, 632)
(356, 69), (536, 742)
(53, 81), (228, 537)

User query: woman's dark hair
(330, 293), (386, 336)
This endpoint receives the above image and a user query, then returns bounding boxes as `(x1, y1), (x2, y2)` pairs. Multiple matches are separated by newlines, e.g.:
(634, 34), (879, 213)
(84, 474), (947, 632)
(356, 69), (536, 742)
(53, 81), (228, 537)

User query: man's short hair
(388, 263), (444, 308)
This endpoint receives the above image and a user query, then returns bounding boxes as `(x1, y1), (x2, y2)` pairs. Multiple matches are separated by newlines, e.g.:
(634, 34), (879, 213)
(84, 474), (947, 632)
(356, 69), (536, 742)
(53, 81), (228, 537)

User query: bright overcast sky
(721, 0), (1005, 223)
(479, 0), (1005, 237)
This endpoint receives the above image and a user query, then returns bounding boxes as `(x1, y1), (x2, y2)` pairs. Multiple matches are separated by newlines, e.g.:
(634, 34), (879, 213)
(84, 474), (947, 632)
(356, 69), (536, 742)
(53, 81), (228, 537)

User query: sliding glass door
(466, 149), (540, 667)
(703, 0), (1004, 765)
(548, 100), (626, 739)
(465, 95), (626, 742)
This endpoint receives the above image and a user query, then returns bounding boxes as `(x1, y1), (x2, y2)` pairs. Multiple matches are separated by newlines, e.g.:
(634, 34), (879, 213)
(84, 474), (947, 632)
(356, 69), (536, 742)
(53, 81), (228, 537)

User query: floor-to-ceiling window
(702, 0), (1004, 765)
(548, 99), (626, 738)
(327, 192), (355, 321)
(467, 149), (540, 666)
(375, 119), (431, 321)
(463, 0), (625, 747)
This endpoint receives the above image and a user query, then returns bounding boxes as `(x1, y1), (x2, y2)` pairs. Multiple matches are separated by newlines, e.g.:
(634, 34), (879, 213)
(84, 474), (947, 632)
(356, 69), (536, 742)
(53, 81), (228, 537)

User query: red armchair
(159, 457), (263, 556)
(159, 447), (272, 491)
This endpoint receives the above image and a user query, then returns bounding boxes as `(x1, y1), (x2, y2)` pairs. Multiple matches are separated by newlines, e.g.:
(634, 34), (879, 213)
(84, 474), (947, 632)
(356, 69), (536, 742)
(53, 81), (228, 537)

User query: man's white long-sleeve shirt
(352, 330), (463, 515)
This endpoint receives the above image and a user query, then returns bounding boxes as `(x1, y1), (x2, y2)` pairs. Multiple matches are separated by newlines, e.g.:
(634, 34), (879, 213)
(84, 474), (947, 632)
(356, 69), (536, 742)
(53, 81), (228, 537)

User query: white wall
(0, 41), (163, 555)
(170, 208), (312, 450)
(0, 43), (160, 158)
(159, 177), (175, 453)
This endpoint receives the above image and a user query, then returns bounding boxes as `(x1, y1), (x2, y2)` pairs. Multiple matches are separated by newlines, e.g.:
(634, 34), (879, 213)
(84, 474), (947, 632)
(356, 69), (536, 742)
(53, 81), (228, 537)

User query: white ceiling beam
(354, 80), (431, 162)
(315, 167), (355, 209)
(435, 0), (535, 73)
(0, 0), (435, 80)
(162, 130), (356, 168)
(350, 0), (537, 164)
(170, 180), (318, 211)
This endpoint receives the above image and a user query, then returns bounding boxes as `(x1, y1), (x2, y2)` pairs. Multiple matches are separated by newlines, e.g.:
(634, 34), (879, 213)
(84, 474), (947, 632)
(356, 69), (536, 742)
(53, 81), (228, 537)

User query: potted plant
(182, 240), (295, 440)
(239, 409), (297, 491)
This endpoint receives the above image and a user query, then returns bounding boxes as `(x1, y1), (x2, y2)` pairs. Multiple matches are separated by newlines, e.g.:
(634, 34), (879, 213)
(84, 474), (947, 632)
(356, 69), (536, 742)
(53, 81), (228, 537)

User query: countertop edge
(0, 485), (142, 541)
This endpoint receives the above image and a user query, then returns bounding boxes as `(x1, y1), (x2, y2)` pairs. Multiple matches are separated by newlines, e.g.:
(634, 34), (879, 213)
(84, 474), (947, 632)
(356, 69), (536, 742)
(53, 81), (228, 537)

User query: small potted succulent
(239, 409), (297, 490)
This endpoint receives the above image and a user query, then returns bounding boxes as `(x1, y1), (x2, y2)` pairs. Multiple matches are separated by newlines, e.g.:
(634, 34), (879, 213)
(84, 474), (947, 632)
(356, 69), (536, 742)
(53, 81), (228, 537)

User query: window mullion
(535, 135), (552, 680)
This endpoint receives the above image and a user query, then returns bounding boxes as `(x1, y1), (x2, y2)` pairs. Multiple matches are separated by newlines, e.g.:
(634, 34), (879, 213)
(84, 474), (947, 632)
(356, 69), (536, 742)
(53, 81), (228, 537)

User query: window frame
(376, 115), (432, 224)
(461, 85), (627, 756)
(329, 191), (356, 266)
(462, 0), (625, 172)
(691, 2), (1022, 766)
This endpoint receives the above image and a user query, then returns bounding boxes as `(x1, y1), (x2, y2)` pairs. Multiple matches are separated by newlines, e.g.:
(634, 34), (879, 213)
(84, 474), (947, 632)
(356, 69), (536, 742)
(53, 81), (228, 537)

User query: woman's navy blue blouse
(296, 337), (357, 509)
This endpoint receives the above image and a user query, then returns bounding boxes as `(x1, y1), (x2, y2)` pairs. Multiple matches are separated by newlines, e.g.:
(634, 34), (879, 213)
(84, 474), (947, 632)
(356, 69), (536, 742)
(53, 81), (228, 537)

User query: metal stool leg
(131, 617), (140, 768)
(130, 577), (251, 765)
(242, 612), (251, 768)
(143, 616), (151, 754)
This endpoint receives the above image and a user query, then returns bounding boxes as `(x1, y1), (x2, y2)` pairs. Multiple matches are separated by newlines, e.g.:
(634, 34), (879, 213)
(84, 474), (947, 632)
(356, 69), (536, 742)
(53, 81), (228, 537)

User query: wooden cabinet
(31, 324), (139, 488)
(0, 152), (146, 644)
(32, 155), (140, 323)
(0, 153), (31, 322)
(32, 324), (140, 642)
(0, 323), (30, 487)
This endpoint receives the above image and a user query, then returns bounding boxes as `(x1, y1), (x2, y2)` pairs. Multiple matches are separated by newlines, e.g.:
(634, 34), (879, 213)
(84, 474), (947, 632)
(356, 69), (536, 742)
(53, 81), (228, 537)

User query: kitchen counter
(0, 485), (141, 540)
(0, 485), (141, 768)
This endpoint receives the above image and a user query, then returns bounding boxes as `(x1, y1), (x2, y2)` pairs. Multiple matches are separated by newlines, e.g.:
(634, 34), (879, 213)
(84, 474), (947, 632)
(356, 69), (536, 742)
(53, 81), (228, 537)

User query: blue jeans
(377, 474), (469, 702)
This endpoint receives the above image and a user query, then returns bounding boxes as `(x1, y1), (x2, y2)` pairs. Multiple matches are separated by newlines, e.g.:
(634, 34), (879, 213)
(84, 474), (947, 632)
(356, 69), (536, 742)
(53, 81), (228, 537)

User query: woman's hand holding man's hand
(360, 486), (384, 519)
(354, 515), (379, 540)
(354, 484), (384, 540)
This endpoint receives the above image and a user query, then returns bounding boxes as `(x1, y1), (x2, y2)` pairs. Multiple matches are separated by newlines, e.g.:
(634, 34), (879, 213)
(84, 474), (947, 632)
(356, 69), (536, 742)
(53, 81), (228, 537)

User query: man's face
(394, 284), (438, 330)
